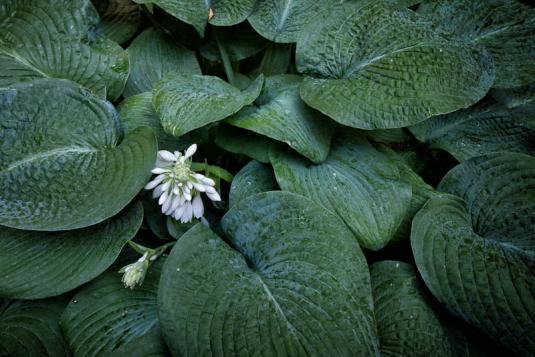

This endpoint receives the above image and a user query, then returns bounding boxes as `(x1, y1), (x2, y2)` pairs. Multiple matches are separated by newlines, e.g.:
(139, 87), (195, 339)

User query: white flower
(145, 144), (221, 223)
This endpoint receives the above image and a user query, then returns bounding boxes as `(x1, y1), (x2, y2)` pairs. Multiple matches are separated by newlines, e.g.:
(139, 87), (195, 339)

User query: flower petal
(184, 144), (197, 160)
(152, 168), (171, 174)
(206, 191), (221, 202)
(192, 194), (204, 218)
(158, 150), (176, 162)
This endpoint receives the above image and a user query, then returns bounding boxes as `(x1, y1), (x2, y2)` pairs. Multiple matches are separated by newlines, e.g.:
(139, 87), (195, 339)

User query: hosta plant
(0, 0), (534, 356)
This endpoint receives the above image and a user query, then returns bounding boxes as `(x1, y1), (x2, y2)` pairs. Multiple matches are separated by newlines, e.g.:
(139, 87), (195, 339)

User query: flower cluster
(145, 144), (221, 223)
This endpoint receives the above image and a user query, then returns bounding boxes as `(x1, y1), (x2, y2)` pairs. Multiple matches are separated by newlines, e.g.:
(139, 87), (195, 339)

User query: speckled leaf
(270, 134), (412, 251)
(200, 23), (267, 62)
(248, 0), (332, 43)
(229, 160), (278, 208)
(419, 0), (535, 88)
(371, 261), (460, 356)
(411, 153), (535, 355)
(0, 79), (157, 231)
(0, 298), (69, 357)
(409, 102), (535, 161)
(214, 124), (274, 163)
(0, 0), (129, 100)
(133, 0), (256, 35)
(92, 0), (142, 45)
(153, 74), (264, 137)
(227, 75), (334, 163)
(158, 192), (379, 356)
(0, 202), (143, 299)
(124, 28), (201, 97)
(61, 261), (166, 357)
(297, 1), (494, 129)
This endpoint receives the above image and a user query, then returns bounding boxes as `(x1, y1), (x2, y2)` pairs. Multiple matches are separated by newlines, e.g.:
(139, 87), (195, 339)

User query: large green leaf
(297, 1), (494, 129)
(229, 160), (278, 208)
(124, 28), (201, 98)
(158, 192), (379, 356)
(228, 74), (334, 163)
(270, 134), (412, 250)
(153, 74), (264, 137)
(0, 79), (157, 231)
(419, 0), (535, 89)
(92, 0), (142, 45)
(0, 202), (143, 300)
(0, 0), (129, 100)
(370, 261), (460, 356)
(0, 298), (69, 357)
(491, 83), (535, 109)
(200, 23), (267, 62)
(248, 0), (332, 43)
(411, 153), (535, 355)
(61, 261), (166, 357)
(410, 102), (535, 161)
(214, 124), (274, 163)
(133, 0), (256, 35)
(110, 327), (169, 357)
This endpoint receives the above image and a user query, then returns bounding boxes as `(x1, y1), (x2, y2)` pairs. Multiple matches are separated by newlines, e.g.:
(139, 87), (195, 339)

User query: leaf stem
(213, 27), (236, 86)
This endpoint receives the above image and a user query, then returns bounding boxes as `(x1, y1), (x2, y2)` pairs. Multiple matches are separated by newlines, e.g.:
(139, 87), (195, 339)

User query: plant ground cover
(0, 0), (534, 356)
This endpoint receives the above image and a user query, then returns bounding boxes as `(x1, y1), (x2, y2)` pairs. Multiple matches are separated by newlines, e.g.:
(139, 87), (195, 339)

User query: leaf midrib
(3, 146), (98, 173)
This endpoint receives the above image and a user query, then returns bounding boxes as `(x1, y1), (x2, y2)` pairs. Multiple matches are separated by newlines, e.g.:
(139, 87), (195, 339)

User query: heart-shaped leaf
(153, 74), (264, 137)
(371, 261), (461, 356)
(410, 102), (535, 161)
(0, 0), (129, 100)
(270, 134), (412, 250)
(0, 202), (143, 299)
(297, 1), (495, 129)
(61, 260), (166, 357)
(228, 74), (334, 163)
(158, 192), (379, 356)
(419, 0), (535, 88)
(133, 0), (256, 35)
(0, 79), (157, 231)
(0, 298), (69, 357)
(229, 160), (278, 208)
(124, 28), (201, 98)
(411, 153), (535, 355)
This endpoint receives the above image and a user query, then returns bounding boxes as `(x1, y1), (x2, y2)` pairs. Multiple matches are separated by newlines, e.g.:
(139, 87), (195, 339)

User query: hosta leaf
(270, 134), (412, 250)
(410, 102), (535, 161)
(0, 298), (69, 357)
(297, 1), (494, 129)
(491, 83), (535, 109)
(214, 124), (274, 163)
(133, 0), (256, 35)
(153, 74), (264, 137)
(248, 0), (332, 43)
(109, 327), (169, 357)
(0, 0), (129, 100)
(92, 0), (142, 45)
(229, 160), (278, 208)
(228, 74), (334, 163)
(419, 0), (535, 88)
(200, 23), (267, 62)
(411, 153), (535, 355)
(0, 202), (143, 299)
(158, 192), (379, 356)
(370, 261), (460, 356)
(0, 79), (157, 231)
(61, 261), (166, 357)
(120, 92), (185, 151)
(124, 28), (201, 98)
